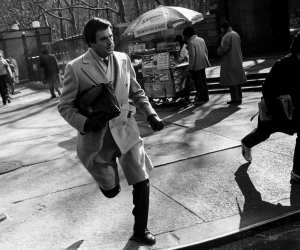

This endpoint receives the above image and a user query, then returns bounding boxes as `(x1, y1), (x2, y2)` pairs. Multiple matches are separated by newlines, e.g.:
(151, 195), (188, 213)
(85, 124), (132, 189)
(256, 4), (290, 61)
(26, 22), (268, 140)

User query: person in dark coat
(217, 21), (246, 105)
(39, 48), (61, 98)
(0, 52), (12, 105)
(241, 32), (300, 184)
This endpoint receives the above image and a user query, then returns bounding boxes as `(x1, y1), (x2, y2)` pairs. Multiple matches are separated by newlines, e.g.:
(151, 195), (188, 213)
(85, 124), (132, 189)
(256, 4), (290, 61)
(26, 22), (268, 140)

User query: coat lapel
(80, 49), (108, 85)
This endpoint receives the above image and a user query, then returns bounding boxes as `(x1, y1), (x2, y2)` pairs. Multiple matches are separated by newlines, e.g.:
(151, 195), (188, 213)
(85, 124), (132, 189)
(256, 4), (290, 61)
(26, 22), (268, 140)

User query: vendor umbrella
(121, 5), (204, 39)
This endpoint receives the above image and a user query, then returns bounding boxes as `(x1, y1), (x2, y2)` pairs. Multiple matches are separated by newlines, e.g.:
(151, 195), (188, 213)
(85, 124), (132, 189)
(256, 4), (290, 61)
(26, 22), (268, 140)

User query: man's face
(91, 26), (114, 58)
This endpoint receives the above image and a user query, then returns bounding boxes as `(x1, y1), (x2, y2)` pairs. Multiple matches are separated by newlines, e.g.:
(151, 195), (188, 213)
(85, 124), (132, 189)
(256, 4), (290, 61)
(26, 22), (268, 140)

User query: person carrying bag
(241, 32), (300, 176)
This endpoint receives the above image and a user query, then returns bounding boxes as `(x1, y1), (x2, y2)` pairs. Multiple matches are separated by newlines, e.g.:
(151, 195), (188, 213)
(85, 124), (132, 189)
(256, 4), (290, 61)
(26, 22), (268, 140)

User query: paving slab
(0, 181), (202, 250)
(0, 133), (76, 166)
(156, 93), (262, 142)
(143, 124), (239, 166)
(149, 147), (300, 249)
(0, 156), (92, 205)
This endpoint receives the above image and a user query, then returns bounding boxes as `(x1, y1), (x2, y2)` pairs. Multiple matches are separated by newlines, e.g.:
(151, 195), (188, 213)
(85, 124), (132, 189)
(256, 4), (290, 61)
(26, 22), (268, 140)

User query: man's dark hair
(220, 20), (230, 30)
(83, 17), (112, 46)
(183, 26), (195, 39)
(291, 31), (300, 55)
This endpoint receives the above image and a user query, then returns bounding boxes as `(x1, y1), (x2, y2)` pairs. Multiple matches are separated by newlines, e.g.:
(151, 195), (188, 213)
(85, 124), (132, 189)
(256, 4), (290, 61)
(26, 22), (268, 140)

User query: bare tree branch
(47, 5), (119, 14)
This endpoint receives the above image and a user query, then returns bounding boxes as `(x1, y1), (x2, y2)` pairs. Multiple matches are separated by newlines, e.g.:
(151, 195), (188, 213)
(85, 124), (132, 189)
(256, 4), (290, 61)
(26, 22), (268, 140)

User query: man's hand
(147, 114), (164, 131)
(84, 117), (106, 133)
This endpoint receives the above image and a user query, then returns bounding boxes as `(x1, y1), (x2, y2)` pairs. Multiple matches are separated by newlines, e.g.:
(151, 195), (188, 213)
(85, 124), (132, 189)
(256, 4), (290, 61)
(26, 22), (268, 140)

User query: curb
(165, 209), (300, 250)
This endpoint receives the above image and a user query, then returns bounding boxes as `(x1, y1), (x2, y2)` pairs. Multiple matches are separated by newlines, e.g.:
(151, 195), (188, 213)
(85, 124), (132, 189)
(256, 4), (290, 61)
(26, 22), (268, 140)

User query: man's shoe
(242, 143), (252, 162)
(290, 171), (300, 184)
(130, 230), (156, 245)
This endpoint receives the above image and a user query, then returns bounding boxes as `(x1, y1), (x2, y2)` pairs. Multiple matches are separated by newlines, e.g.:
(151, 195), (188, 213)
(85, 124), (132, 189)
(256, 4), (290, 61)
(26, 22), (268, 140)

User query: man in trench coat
(217, 21), (246, 105)
(58, 18), (164, 245)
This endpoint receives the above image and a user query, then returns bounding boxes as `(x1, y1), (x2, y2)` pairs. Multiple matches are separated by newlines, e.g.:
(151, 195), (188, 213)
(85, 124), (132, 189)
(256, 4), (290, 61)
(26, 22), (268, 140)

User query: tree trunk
(115, 0), (126, 22)
(134, 0), (141, 16)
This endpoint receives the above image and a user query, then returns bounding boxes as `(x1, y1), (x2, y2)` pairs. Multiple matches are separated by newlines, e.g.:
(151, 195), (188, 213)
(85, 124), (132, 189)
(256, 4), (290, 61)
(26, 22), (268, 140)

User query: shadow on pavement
(186, 106), (240, 133)
(122, 239), (150, 250)
(58, 136), (77, 151)
(235, 163), (300, 229)
(0, 98), (54, 115)
(64, 240), (84, 250)
(0, 100), (58, 126)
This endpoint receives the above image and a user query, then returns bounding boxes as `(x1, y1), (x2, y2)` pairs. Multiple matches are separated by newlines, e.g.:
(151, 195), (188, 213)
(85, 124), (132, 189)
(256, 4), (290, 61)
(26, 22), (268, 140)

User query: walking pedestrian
(0, 52), (12, 105)
(58, 17), (164, 245)
(241, 32), (300, 186)
(6, 56), (18, 95)
(217, 20), (246, 105)
(183, 26), (210, 105)
(39, 48), (61, 98)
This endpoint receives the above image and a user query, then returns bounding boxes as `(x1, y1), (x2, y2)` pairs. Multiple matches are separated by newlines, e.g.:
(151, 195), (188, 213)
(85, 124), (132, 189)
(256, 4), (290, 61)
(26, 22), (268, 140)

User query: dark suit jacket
(262, 54), (300, 130)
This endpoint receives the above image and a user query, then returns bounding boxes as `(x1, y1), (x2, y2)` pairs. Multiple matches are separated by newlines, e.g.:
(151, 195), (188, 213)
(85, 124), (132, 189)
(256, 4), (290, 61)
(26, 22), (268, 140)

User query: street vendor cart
(129, 41), (189, 102)
(121, 5), (204, 104)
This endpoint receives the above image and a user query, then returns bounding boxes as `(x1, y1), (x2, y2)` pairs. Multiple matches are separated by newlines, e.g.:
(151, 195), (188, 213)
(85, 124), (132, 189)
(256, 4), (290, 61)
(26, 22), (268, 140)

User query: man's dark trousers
(293, 132), (300, 176)
(0, 75), (8, 104)
(190, 69), (209, 102)
(242, 117), (300, 176)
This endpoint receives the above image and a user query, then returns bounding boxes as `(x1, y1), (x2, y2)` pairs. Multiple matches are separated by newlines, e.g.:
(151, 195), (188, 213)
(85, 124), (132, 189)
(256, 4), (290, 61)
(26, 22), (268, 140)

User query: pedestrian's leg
(242, 119), (274, 148)
(198, 69), (209, 102)
(54, 77), (61, 96)
(0, 80), (6, 105)
(119, 142), (155, 245)
(56, 87), (61, 96)
(130, 179), (156, 245)
(81, 127), (121, 196)
(0, 76), (9, 105)
(241, 119), (274, 162)
(291, 133), (300, 183)
(229, 85), (242, 103)
(48, 80), (56, 98)
(192, 70), (209, 104)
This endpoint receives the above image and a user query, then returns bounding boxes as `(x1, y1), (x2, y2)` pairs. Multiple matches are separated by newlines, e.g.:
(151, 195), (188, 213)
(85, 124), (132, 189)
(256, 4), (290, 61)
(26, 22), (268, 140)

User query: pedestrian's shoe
(227, 100), (242, 105)
(130, 230), (156, 245)
(241, 143), (252, 162)
(194, 97), (208, 106)
(290, 171), (300, 184)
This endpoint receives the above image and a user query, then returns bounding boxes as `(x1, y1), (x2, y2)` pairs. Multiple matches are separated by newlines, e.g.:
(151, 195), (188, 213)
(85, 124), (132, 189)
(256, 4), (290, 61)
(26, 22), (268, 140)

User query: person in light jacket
(217, 21), (246, 105)
(183, 26), (210, 105)
(58, 18), (164, 246)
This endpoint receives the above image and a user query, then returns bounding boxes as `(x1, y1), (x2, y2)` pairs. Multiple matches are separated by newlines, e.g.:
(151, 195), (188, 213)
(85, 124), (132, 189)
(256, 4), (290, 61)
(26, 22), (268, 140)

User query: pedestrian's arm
(57, 64), (87, 133)
(5, 61), (13, 79)
(127, 55), (156, 117)
(187, 44), (196, 70)
(217, 35), (231, 56)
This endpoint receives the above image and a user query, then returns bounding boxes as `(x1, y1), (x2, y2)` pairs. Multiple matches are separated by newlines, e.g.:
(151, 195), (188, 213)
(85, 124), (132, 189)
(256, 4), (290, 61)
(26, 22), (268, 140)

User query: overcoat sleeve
(217, 34), (231, 56)
(57, 63), (87, 133)
(126, 55), (156, 118)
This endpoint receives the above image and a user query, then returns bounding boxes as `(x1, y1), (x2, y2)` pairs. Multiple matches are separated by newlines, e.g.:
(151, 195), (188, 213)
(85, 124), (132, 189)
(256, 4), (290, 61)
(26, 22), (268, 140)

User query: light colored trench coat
(217, 29), (246, 86)
(58, 49), (157, 186)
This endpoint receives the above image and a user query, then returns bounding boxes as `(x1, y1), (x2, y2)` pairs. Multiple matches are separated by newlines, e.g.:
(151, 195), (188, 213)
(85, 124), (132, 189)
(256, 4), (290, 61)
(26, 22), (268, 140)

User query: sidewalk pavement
(1, 55), (299, 250)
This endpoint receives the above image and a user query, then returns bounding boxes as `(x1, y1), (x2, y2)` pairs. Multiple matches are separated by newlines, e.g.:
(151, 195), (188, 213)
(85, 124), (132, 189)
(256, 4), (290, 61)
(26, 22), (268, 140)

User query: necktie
(103, 58), (108, 66)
